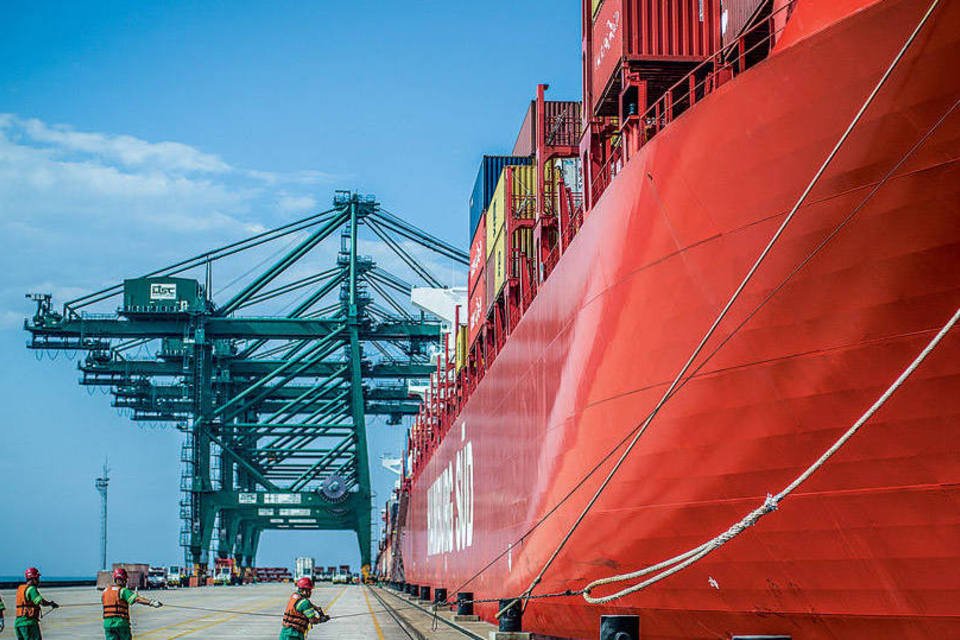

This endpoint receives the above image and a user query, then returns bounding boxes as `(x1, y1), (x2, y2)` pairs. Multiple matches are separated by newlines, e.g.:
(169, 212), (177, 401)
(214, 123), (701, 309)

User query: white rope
(584, 305), (960, 604)
(520, 0), (942, 607)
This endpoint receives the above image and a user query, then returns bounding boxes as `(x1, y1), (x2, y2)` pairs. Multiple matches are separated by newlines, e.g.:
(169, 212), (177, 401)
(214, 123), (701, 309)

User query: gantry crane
(25, 192), (467, 577)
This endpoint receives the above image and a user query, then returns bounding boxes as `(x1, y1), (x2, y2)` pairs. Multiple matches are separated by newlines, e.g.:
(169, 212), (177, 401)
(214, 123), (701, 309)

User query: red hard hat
(24, 567), (40, 580)
(113, 567), (128, 581)
(296, 577), (314, 589)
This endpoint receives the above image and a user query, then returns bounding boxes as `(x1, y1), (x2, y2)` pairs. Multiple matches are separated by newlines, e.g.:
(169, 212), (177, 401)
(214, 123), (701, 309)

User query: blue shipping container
(469, 155), (532, 243)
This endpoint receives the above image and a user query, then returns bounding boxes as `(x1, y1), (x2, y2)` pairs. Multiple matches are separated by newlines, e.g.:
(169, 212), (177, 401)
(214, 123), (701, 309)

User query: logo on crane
(149, 283), (177, 300)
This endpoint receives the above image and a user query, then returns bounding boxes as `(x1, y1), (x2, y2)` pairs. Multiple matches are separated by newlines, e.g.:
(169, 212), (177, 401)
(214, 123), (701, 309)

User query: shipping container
(721, 0), (767, 45)
(469, 156), (532, 241)
(588, 0), (722, 112)
(486, 165), (537, 256)
(123, 277), (205, 315)
(469, 212), (486, 290)
(487, 227), (507, 305)
(512, 101), (583, 156)
(295, 557), (315, 581)
(555, 157), (584, 193)
(455, 325), (469, 371)
(467, 273), (486, 347)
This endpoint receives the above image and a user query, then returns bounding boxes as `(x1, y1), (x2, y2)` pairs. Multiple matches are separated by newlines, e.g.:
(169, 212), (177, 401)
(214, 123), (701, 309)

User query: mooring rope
(583, 304), (959, 603)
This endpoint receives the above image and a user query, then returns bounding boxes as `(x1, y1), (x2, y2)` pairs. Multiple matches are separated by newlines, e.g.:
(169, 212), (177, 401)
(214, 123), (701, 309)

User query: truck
(332, 565), (351, 584)
(294, 557), (315, 582)
(166, 566), (183, 588)
(146, 567), (167, 590)
(213, 558), (235, 586)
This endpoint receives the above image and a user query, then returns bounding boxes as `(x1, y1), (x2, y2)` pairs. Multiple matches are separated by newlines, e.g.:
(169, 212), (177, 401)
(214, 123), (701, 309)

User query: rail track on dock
(369, 585), (487, 640)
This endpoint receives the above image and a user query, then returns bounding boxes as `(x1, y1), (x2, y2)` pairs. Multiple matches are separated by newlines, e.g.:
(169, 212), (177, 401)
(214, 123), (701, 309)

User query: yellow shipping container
(485, 176), (505, 257)
(486, 165), (537, 257)
(455, 325), (468, 372)
(511, 165), (537, 220)
(489, 226), (507, 298)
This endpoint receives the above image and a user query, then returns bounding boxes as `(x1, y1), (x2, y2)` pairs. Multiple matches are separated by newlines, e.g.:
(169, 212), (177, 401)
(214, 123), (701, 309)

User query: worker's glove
(320, 614), (331, 623)
(150, 601), (163, 608)
(48, 602), (60, 609)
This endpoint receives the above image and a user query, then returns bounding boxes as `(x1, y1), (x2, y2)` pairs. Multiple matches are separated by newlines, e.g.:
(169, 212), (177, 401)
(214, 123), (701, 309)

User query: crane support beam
(29, 316), (439, 341)
(82, 359), (435, 379)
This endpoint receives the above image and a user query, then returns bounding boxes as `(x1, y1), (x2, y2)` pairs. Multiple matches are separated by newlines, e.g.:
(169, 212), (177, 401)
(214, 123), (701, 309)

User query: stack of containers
(467, 156), (531, 347)
(485, 164), (537, 308)
(468, 156), (533, 245)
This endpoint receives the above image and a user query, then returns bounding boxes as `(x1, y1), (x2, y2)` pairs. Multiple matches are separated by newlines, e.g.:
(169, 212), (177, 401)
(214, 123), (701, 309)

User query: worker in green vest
(1, 591), (6, 632)
(15, 567), (58, 640)
(102, 567), (162, 640)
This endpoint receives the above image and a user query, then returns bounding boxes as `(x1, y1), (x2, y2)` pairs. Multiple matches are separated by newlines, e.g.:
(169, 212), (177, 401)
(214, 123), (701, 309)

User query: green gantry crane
(24, 192), (467, 577)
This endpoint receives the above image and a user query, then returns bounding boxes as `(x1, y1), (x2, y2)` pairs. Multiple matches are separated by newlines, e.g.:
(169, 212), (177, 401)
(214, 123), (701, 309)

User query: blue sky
(0, 2), (581, 576)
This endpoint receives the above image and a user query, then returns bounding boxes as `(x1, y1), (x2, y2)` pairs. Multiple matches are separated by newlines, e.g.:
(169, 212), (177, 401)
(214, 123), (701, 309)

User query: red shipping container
(720, 0), (767, 45)
(469, 212), (486, 290)
(468, 271), (486, 347)
(588, 0), (721, 108)
(591, 0), (625, 104)
(512, 100), (583, 156)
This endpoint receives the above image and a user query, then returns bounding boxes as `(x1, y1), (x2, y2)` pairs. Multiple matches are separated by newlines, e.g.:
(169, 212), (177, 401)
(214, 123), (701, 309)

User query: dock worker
(280, 577), (330, 639)
(1, 591), (5, 632)
(15, 567), (58, 640)
(102, 567), (162, 640)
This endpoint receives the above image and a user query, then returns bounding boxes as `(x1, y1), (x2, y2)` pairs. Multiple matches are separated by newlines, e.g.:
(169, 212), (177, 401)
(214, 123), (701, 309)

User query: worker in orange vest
(279, 577), (329, 639)
(102, 567), (162, 640)
(14, 567), (58, 640)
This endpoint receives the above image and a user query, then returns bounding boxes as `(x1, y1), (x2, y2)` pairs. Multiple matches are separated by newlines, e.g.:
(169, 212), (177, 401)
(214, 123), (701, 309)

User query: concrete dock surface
(0, 582), (492, 639)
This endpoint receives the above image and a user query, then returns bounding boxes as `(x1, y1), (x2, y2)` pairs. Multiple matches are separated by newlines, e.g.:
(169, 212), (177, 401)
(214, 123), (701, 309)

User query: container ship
(376, 0), (960, 638)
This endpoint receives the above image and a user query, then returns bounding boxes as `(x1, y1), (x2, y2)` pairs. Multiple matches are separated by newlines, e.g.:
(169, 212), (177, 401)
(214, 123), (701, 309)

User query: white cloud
(0, 114), (332, 321)
(13, 116), (231, 174)
(277, 193), (318, 214)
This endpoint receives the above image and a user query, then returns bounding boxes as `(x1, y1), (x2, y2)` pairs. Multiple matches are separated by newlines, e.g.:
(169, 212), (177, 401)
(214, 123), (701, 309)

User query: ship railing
(592, 0), (797, 203)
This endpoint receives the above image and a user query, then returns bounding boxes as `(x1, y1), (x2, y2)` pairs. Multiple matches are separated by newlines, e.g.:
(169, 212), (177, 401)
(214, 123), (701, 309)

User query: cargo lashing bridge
(25, 191), (467, 577)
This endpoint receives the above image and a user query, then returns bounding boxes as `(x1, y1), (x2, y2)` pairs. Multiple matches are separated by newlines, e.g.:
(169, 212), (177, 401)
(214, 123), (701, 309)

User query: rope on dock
(162, 603), (277, 617)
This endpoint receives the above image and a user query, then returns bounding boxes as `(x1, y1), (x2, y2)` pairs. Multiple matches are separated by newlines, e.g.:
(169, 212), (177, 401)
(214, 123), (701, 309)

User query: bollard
(420, 585), (431, 602)
(434, 587), (448, 606)
(498, 598), (522, 633)
(600, 615), (639, 640)
(456, 592), (474, 616)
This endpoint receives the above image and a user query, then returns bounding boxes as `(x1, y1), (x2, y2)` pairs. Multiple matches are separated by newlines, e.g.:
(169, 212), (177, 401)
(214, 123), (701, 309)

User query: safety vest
(15, 585), (40, 620)
(102, 586), (131, 620)
(282, 593), (310, 633)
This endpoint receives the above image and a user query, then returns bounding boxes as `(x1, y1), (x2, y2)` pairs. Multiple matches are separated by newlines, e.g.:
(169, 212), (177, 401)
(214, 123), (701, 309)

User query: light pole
(94, 461), (110, 571)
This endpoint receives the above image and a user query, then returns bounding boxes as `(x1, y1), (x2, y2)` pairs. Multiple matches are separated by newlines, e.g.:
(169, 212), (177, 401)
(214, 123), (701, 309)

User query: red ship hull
(402, 0), (960, 638)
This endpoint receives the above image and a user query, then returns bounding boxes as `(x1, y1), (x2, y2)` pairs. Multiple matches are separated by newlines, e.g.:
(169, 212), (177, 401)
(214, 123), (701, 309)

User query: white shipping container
(294, 556), (315, 581)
